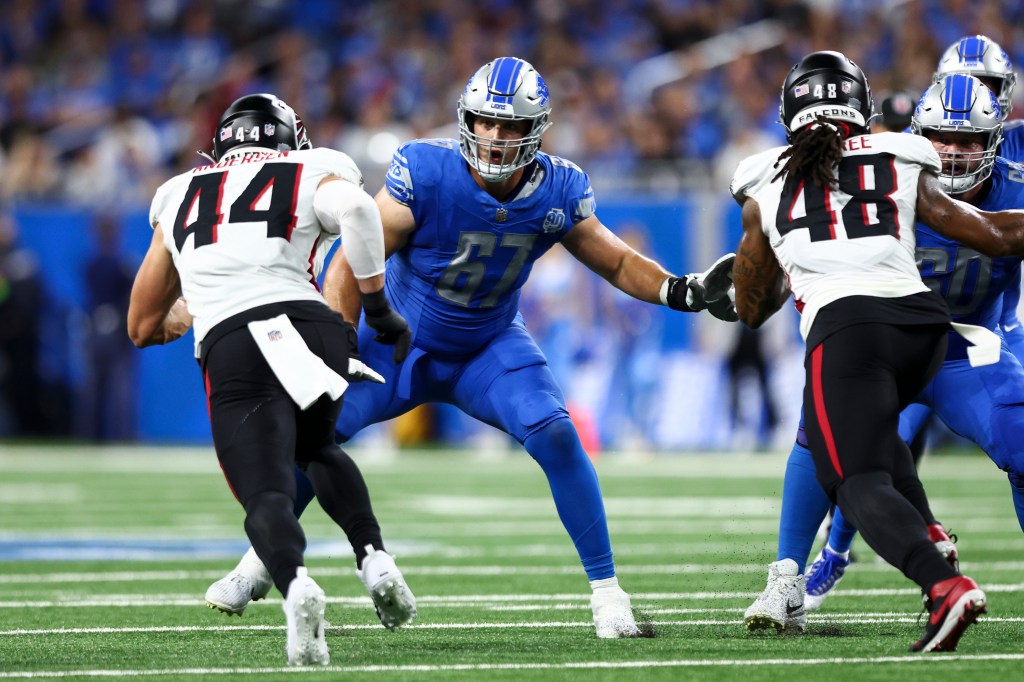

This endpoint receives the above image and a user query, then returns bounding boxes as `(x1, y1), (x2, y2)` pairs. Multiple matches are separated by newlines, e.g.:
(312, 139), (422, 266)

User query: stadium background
(1, 0), (1021, 450)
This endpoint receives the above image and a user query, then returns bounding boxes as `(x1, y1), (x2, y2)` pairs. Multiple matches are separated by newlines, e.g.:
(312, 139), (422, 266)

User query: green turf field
(0, 445), (1021, 680)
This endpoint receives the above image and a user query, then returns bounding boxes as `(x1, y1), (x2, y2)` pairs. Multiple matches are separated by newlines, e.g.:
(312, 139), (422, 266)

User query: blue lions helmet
(912, 74), (1002, 194)
(457, 57), (552, 182)
(934, 35), (1016, 119)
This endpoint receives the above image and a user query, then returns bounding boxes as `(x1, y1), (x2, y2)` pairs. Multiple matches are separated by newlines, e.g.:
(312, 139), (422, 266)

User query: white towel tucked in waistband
(950, 322), (1001, 368)
(247, 315), (348, 410)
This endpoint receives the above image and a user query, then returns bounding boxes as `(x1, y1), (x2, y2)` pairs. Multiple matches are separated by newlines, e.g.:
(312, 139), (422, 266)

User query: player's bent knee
(530, 415), (579, 447)
(1009, 469), (1024, 490)
(515, 392), (571, 442)
(243, 490), (293, 516)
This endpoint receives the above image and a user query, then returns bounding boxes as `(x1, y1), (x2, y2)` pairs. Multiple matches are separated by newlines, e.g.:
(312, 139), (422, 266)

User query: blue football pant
(297, 318), (616, 580)
(828, 343), (1024, 551)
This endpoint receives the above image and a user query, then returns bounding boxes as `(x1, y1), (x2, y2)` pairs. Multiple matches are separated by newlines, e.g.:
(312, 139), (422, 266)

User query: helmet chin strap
(196, 149), (217, 164)
(479, 170), (515, 183)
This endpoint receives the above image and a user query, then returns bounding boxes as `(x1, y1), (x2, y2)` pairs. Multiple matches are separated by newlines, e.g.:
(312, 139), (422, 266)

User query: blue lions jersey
(382, 139), (595, 356)
(997, 121), (1024, 350)
(999, 120), (1024, 163)
(905, 156), (1024, 516)
(915, 157), (1024, 339)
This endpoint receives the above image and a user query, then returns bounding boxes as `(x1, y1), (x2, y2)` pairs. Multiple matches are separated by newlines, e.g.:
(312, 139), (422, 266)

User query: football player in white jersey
(731, 51), (1024, 653)
(127, 93), (412, 666)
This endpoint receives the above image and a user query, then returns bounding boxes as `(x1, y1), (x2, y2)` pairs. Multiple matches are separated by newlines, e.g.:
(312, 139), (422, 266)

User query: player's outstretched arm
(733, 198), (789, 328)
(563, 215), (738, 320)
(127, 224), (192, 347)
(562, 215), (670, 303)
(317, 179), (412, 362)
(917, 172), (1024, 257)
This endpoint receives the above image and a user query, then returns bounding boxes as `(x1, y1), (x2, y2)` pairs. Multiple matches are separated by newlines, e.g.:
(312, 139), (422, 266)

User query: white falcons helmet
(912, 74), (1002, 194)
(934, 35), (1016, 118)
(457, 57), (552, 182)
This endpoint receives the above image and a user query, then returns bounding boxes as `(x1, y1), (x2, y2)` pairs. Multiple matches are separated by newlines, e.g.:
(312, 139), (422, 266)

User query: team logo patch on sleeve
(542, 208), (565, 233)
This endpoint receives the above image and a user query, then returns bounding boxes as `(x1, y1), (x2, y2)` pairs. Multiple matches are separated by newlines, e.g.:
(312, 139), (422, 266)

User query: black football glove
(701, 286), (738, 323)
(665, 253), (738, 322)
(361, 289), (411, 363)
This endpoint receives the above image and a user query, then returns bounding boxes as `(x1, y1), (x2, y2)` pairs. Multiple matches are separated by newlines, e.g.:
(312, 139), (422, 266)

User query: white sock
(589, 576), (620, 592)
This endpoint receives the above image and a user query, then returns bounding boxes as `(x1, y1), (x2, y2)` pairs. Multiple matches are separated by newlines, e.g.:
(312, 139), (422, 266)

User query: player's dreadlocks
(772, 115), (854, 189)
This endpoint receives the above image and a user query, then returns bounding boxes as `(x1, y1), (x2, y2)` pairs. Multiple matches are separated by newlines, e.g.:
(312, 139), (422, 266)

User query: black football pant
(803, 322), (959, 591)
(204, 317), (375, 595)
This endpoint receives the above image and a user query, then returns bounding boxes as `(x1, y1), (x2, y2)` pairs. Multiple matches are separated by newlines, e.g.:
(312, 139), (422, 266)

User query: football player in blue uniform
(806, 36), (1024, 607)
(746, 74), (1024, 630)
(206, 57), (737, 639)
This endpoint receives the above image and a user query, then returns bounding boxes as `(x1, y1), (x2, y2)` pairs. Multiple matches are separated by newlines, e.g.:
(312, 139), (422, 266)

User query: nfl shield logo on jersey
(495, 207), (508, 223)
(542, 208), (565, 233)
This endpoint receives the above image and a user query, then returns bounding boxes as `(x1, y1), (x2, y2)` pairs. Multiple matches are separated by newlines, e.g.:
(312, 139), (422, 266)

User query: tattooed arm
(916, 171), (1024, 257)
(732, 197), (789, 328)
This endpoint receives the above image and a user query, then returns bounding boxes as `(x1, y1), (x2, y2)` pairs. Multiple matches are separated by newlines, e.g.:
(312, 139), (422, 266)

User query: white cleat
(591, 585), (642, 639)
(744, 559), (807, 633)
(283, 567), (329, 666)
(356, 544), (417, 630)
(205, 547), (273, 616)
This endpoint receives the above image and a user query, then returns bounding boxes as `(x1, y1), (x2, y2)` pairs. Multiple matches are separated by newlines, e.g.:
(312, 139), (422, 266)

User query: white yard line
(3, 654), (1024, 678)
(1, 585), (1023, 610)
(3, 615), (1024, 637)
(2, 562), (1024, 584)
(0, 448), (1007, 481)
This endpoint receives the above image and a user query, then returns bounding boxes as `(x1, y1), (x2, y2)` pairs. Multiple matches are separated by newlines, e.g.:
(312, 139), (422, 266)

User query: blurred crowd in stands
(1, 0), (1021, 206)
(1, 0), (1019, 446)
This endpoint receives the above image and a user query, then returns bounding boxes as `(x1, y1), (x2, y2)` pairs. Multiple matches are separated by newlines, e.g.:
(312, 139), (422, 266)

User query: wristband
(663, 276), (696, 312)
(360, 289), (390, 317)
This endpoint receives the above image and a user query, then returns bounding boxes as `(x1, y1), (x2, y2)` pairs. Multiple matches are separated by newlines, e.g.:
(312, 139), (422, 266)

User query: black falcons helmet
(211, 93), (311, 160)
(779, 51), (874, 142)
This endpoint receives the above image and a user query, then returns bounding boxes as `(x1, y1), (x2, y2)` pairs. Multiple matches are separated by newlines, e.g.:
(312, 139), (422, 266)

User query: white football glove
(348, 357), (385, 384)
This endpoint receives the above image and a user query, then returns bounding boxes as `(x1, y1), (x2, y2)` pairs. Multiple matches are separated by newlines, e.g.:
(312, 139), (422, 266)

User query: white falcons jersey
(149, 147), (362, 353)
(730, 132), (942, 340)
